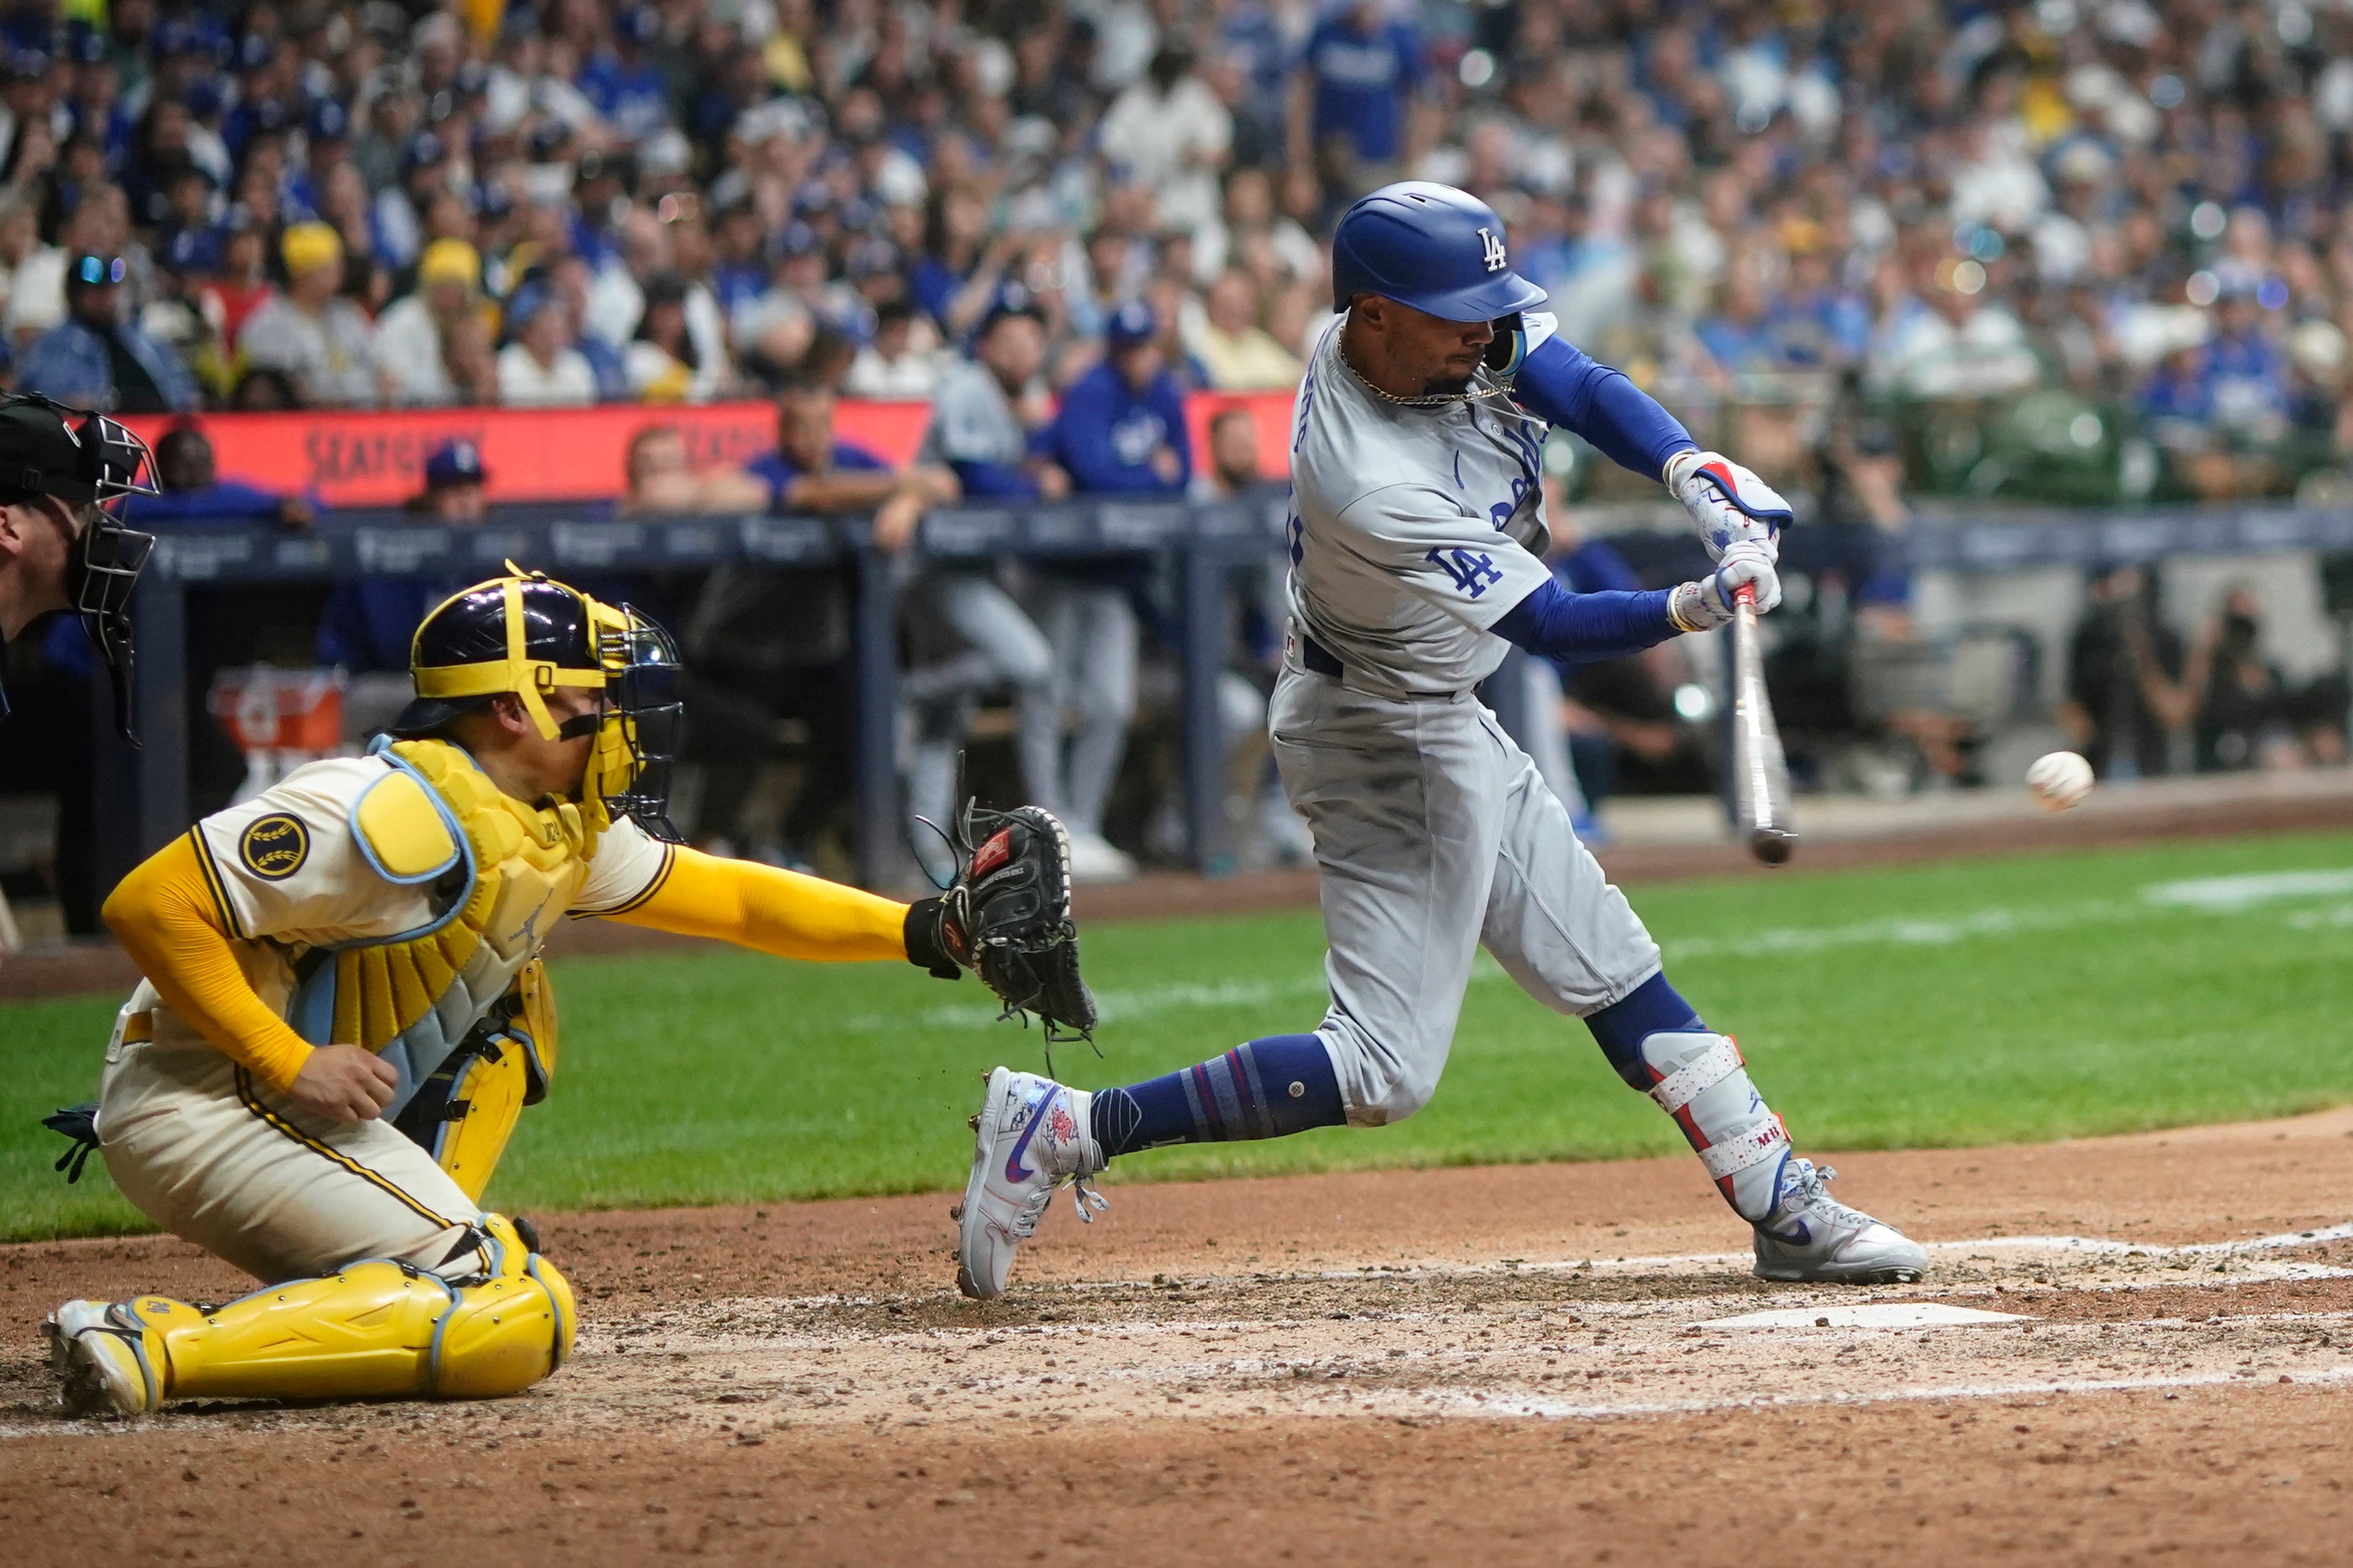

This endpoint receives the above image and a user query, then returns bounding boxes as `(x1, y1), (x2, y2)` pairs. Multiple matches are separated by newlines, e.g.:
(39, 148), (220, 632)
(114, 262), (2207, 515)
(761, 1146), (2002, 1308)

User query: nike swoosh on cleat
(1003, 1089), (1055, 1183)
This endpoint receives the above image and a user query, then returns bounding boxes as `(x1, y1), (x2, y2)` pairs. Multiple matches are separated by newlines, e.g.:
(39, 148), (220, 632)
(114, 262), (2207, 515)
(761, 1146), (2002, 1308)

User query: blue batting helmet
(1329, 182), (1549, 322)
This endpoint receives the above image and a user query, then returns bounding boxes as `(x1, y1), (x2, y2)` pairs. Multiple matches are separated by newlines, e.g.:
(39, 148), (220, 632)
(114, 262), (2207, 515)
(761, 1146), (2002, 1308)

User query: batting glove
(1664, 449), (1791, 562)
(1668, 541), (1782, 632)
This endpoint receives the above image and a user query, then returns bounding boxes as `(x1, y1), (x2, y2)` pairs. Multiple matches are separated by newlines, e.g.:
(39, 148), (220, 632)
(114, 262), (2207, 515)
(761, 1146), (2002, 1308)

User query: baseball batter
(43, 567), (1090, 1416)
(955, 183), (1927, 1297)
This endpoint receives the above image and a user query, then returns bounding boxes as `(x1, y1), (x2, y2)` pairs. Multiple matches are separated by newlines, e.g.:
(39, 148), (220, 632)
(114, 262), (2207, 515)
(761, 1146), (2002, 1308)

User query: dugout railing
(88, 489), (1295, 896)
(84, 493), (2353, 896)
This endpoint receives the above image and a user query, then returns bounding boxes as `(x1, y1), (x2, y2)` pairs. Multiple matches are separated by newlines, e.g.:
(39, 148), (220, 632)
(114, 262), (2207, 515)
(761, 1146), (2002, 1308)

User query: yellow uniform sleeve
(101, 833), (316, 1093)
(604, 844), (909, 963)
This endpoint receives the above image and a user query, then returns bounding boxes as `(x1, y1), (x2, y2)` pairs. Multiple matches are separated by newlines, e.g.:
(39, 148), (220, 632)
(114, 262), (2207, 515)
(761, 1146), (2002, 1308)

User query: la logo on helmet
(1477, 226), (1506, 272)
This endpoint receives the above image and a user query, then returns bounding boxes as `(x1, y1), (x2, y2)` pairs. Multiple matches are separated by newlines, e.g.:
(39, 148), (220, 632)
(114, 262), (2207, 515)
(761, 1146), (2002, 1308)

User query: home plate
(1697, 1303), (2030, 1331)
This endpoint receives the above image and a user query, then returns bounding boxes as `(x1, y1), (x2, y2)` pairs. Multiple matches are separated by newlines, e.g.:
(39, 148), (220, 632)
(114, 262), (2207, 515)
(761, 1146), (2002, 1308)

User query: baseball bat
(1729, 582), (1797, 864)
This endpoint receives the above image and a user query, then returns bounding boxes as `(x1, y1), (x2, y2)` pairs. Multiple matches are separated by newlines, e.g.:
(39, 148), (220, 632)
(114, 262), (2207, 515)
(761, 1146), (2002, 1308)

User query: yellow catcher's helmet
(389, 564), (683, 841)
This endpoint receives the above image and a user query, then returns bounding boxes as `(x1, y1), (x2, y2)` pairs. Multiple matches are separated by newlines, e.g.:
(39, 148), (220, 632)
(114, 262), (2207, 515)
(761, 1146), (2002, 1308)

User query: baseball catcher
(44, 566), (1088, 1416)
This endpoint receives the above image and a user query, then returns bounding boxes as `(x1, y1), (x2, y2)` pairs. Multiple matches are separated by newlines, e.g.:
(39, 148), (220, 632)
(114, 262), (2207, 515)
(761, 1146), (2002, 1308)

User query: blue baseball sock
(1089, 1033), (1345, 1158)
(1584, 971), (1707, 1088)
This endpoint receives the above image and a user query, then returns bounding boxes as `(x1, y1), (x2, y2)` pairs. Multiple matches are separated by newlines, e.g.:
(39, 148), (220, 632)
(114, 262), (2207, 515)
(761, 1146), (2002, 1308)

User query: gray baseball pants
(1269, 658), (1661, 1126)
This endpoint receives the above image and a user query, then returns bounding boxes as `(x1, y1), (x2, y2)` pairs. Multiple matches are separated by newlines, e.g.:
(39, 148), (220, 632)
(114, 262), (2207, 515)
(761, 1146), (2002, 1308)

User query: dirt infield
(8, 1110), (2353, 1565)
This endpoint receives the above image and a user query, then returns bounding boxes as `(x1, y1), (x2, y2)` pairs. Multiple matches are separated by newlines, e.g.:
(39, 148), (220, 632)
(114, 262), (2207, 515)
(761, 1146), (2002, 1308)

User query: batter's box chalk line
(1696, 1302), (2027, 1331)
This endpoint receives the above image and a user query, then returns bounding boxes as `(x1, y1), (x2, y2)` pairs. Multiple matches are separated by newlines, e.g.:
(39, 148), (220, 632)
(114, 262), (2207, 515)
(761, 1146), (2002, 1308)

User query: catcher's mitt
(904, 801), (1098, 1053)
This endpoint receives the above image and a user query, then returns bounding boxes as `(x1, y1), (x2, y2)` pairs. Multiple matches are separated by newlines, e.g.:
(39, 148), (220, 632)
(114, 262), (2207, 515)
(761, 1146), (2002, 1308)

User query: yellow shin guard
(105, 1214), (575, 1406)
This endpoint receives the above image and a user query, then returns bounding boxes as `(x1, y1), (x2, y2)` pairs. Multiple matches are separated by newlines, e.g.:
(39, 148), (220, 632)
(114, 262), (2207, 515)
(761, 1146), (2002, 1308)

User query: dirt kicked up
(7, 1110), (2353, 1567)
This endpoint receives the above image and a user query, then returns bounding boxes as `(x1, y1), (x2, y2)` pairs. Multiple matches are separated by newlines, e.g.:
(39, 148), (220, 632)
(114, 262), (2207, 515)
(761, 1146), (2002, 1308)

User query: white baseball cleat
(955, 1066), (1106, 1300)
(1749, 1159), (1928, 1284)
(45, 1298), (159, 1416)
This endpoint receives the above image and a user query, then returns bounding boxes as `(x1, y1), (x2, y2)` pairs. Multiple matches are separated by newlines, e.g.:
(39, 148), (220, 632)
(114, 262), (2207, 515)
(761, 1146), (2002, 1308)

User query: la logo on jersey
(1476, 226), (1506, 272)
(1428, 546), (1505, 599)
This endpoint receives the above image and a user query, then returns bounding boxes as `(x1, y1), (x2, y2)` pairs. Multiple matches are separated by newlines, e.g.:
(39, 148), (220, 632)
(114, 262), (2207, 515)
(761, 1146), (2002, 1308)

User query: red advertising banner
(121, 389), (1299, 509)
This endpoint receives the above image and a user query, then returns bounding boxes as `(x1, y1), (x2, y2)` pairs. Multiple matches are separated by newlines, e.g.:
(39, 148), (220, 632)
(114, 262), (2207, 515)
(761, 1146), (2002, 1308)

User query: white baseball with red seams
(2027, 751), (2096, 811)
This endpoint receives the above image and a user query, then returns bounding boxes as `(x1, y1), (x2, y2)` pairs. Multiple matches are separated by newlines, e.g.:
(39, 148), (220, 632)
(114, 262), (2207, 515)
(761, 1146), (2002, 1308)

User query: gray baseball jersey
(1284, 320), (1555, 696)
(1272, 315), (1662, 1126)
(919, 360), (1030, 470)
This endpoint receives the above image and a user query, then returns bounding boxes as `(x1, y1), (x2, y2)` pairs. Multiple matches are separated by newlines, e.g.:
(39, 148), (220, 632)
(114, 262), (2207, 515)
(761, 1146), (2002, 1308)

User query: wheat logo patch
(239, 814), (310, 881)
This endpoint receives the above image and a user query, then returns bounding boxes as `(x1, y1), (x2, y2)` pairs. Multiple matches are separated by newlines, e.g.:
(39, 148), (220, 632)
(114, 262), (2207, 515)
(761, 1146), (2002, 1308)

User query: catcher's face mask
(0, 396), (160, 742)
(407, 568), (685, 844)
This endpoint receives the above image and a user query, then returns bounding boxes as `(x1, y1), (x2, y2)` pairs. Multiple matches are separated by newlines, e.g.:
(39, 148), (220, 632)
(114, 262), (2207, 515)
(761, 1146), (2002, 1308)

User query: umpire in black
(0, 394), (161, 930)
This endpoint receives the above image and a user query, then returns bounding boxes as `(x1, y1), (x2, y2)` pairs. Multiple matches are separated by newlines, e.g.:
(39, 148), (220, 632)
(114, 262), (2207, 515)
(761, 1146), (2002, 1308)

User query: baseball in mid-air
(2027, 751), (2095, 811)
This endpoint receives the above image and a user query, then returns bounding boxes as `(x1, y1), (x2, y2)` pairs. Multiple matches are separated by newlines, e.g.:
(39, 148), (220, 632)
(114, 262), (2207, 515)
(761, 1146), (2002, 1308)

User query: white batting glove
(1664, 449), (1791, 561)
(1668, 541), (1782, 632)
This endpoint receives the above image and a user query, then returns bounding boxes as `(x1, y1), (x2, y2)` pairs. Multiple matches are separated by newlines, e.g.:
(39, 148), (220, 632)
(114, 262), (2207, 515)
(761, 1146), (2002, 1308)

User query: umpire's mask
(0, 394), (160, 743)
(390, 564), (685, 845)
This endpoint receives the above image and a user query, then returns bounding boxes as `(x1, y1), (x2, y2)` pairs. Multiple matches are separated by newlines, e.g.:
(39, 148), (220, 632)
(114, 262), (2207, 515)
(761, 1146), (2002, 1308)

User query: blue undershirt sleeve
(1491, 577), (1681, 664)
(1509, 334), (1698, 482)
(948, 458), (1041, 499)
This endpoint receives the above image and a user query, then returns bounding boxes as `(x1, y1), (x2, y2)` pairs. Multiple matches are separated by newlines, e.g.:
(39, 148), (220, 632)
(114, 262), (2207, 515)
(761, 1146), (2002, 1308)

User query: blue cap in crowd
(424, 440), (488, 491)
(976, 283), (1047, 340)
(1105, 300), (1158, 347)
(618, 6), (661, 47)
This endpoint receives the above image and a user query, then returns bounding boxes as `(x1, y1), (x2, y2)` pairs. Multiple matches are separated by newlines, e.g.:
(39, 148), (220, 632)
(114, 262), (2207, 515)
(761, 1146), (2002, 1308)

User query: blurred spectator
(1041, 301), (1191, 494)
(617, 422), (768, 515)
(684, 376), (955, 865)
(1294, 0), (1421, 190)
(238, 222), (383, 407)
(1193, 270), (1304, 391)
(194, 213), (272, 354)
(442, 311), (501, 407)
(843, 299), (942, 400)
(918, 299), (1065, 500)
(315, 442), (487, 675)
(2061, 564), (2190, 781)
(6, 186), (120, 349)
(1193, 404), (1266, 500)
(903, 303), (1061, 881)
(137, 425), (316, 529)
(1024, 301), (1190, 882)
(624, 270), (730, 403)
(497, 289), (597, 407)
(1098, 45), (1231, 234)
(2188, 585), (2300, 773)
(16, 250), (195, 411)
(374, 239), (482, 407)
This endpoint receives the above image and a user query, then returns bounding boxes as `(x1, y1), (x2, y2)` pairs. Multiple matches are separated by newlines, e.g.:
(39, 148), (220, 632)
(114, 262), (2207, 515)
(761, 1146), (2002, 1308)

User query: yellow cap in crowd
(418, 237), (482, 290)
(281, 221), (344, 277)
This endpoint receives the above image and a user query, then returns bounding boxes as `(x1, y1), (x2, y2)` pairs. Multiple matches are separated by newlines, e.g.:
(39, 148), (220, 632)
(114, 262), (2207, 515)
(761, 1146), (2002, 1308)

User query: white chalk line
(1416, 1360), (2353, 1424)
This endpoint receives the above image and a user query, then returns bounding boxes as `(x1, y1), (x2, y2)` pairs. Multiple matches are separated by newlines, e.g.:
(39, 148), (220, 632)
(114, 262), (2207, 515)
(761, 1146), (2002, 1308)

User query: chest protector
(285, 737), (597, 1116)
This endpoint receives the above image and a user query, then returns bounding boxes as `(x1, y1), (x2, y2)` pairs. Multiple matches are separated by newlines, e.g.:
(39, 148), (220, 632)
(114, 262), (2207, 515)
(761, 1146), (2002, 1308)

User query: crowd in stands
(5, 0), (2353, 511)
(18, 0), (2353, 911)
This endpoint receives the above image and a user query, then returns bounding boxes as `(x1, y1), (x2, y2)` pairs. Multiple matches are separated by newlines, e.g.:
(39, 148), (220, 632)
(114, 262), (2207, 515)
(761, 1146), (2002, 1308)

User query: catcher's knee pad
(92, 1214), (575, 1406)
(394, 961), (558, 1202)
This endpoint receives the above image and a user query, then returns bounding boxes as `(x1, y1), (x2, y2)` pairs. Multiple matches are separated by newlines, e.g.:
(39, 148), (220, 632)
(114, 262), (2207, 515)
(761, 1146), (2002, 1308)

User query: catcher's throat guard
(0, 394), (160, 742)
(396, 566), (685, 844)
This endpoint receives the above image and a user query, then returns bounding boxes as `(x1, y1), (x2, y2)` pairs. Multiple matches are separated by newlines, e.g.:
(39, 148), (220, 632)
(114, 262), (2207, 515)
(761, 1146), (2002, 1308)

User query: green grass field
(6, 828), (2353, 1243)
